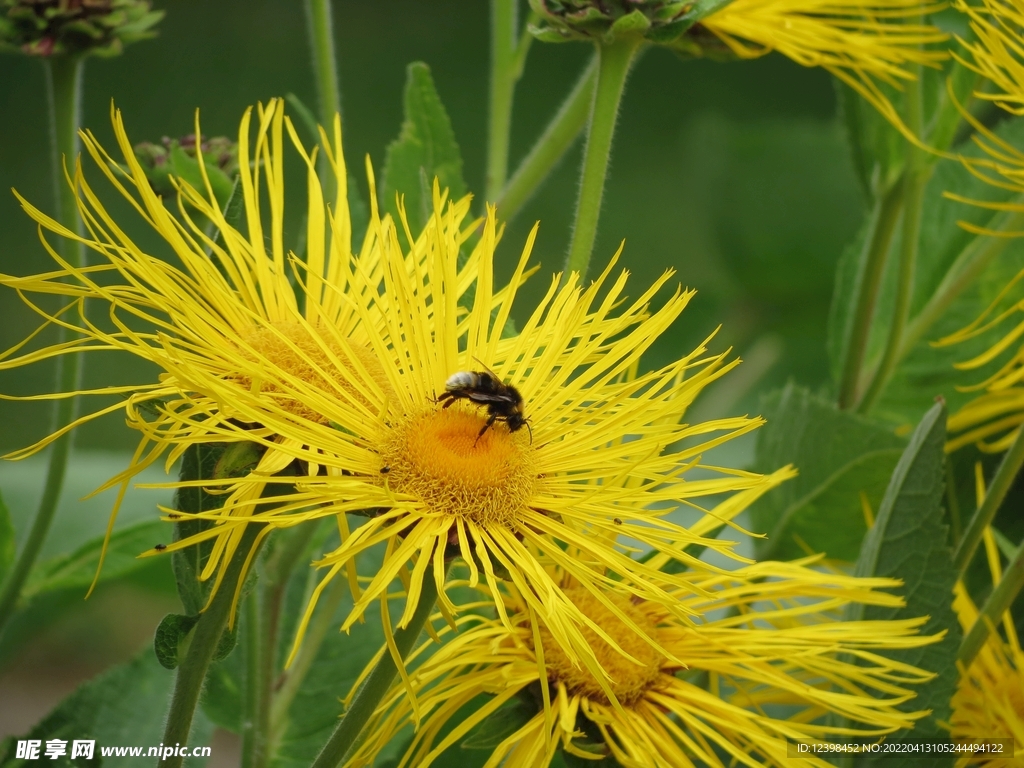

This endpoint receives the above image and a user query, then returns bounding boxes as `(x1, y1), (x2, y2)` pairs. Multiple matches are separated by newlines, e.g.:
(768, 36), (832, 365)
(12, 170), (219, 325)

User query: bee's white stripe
(445, 371), (476, 389)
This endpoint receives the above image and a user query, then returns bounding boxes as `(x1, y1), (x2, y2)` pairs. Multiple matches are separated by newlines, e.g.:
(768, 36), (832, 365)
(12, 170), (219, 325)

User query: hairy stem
(496, 55), (596, 222)
(565, 38), (640, 282)
(954, 426), (1024, 575)
(858, 61), (929, 413)
(161, 524), (265, 768)
(304, 0), (341, 200)
(485, 0), (519, 204)
(310, 562), (441, 768)
(0, 54), (85, 635)
(240, 589), (267, 768)
(836, 181), (904, 409)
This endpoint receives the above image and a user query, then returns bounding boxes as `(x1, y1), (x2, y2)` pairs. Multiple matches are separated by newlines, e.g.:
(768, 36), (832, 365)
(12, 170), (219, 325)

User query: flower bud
(134, 134), (239, 208)
(529, 0), (739, 58)
(0, 0), (163, 58)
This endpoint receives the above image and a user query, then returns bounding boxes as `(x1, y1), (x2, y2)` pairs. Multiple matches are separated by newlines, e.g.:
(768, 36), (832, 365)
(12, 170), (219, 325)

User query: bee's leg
(475, 413), (497, 444)
(437, 392), (457, 408)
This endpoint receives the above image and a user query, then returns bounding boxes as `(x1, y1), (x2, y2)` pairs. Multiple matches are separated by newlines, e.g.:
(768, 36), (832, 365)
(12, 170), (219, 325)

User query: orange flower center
(536, 588), (665, 706)
(380, 406), (535, 525)
(235, 321), (389, 424)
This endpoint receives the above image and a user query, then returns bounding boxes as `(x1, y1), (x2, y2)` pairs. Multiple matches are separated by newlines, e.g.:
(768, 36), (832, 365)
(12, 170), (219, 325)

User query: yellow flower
(346, 557), (940, 768)
(949, 529), (1024, 765)
(279, 189), (795, 670)
(1, 97), (791, 669)
(0, 98), (398, 602)
(701, 0), (948, 132)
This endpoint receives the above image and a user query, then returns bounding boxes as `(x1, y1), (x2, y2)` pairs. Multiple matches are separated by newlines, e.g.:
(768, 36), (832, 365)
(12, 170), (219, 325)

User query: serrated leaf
(154, 613), (199, 670)
(0, 647), (212, 767)
(21, 519), (166, 601)
(382, 62), (466, 245)
(0, 490), (13, 585)
(751, 384), (905, 561)
(849, 401), (960, 754)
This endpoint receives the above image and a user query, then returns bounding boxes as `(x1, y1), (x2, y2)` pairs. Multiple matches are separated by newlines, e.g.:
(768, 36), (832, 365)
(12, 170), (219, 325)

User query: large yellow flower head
(346, 556), (939, 768)
(1, 98), (391, 599)
(949, 530), (1024, 765)
(1, 98), (792, 667)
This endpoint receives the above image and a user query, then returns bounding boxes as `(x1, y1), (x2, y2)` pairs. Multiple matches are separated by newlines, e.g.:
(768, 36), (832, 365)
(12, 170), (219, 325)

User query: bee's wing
(464, 391), (513, 404)
(471, 356), (503, 381)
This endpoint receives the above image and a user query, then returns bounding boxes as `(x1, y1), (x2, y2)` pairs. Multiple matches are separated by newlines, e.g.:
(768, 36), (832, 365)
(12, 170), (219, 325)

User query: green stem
(496, 55), (596, 222)
(161, 524), (265, 768)
(858, 70), (929, 413)
(269, 571), (347, 745)
(304, 0), (341, 200)
(954, 426), (1024, 575)
(836, 181), (904, 409)
(564, 37), (639, 281)
(485, 0), (518, 204)
(899, 208), (1024, 361)
(310, 562), (442, 768)
(958, 533), (1024, 667)
(0, 54), (85, 635)
(240, 589), (266, 768)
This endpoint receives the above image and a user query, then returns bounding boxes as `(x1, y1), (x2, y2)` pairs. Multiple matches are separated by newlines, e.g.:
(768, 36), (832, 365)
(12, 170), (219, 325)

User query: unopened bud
(528, 0), (734, 57)
(0, 0), (163, 59)
(134, 133), (239, 208)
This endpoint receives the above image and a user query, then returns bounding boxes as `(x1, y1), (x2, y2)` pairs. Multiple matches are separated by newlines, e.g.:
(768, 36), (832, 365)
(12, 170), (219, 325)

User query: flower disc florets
(236, 322), (389, 425)
(534, 588), (665, 706)
(380, 406), (536, 526)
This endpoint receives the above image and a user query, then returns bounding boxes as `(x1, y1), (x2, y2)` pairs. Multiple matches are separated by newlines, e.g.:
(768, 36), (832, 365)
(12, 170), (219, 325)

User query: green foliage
(170, 443), (261, 616)
(0, 647), (212, 767)
(382, 62), (467, 245)
(751, 384), (905, 561)
(881, 148), (1024, 425)
(20, 519), (165, 602)
(461, 697), (536, 750)
(849, 401), (961, 752)
(154, 613), (200, 670)
(0, 490), (13, 585)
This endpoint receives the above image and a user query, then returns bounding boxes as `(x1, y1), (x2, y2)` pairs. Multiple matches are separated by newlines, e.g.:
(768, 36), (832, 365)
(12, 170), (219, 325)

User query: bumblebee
(438, 369), (531, 441)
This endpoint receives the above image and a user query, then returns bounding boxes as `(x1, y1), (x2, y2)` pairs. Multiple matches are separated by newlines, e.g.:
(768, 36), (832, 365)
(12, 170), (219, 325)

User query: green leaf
(171, 443), (236, 616)
(751, 384), (906, 561)
(849, 401), (961, 754)
(0, 490), (14, 585)
(461, 697), (536, 750)
(21, 519), (166, 601)
(874, 117), (1024, 427)
(382, 62), (466, 244)
(679, 0), (736, 24)
(154, 613), (200, 670)
(268, 586), (387, 768)
(0, 647), (212, 767)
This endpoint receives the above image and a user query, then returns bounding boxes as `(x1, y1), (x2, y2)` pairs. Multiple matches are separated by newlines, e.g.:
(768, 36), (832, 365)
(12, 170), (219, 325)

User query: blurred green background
(0, 0), (862, 751)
